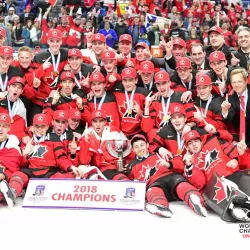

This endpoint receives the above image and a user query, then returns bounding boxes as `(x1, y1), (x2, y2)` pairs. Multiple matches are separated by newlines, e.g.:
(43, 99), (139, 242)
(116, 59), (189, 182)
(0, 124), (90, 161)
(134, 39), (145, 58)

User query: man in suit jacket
(190, 43), (210, 70)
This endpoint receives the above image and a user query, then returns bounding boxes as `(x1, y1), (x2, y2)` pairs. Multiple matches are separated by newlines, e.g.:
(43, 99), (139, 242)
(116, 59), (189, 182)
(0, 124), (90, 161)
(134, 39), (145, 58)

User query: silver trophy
(106, 140), (132, 171)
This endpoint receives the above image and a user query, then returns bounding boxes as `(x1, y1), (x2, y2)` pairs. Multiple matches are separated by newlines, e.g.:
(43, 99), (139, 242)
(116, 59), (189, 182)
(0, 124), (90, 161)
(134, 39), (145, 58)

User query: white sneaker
(145, 203), (173, 218)
(231, 207), (250, 222)
(189, 194), (208, 217)
(0, 180), (16, 209)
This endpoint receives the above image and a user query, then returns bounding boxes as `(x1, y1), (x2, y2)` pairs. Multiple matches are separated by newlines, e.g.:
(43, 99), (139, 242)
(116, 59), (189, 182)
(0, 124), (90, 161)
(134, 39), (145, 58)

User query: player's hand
(93, 65), (101, 73)
(42, 56), (52, 70)
(69, 136), (78, 155)
(87, 90), (94, 100)
(75, 95), (83, 109)
(108, 74), (117, 83)
(156, 153), (170, 168)
(181, 90), (192, 103)
(237, 133), (247, 156)
(52, 88), (60, 105)
(23, 138), (34, 156)
(183, 151), (194, 166)
(193, 105), (203, 122)
(22, 136), (32, 145)
(204, 123), (216, 134)
(69, 166), (82, 177)
(182, 124), (191, 136)
(221, 94), (231, 115)
(226, 159), (238, 169)
(132, 100), (142, 116)
(64, 63), (71, 71)
(80, 73), (90, 88)
(215, 74), (226, 93)
(117, 53), (125, 62)
(231, 53), (240, 66)
(0, 91), (8, 101)
(33, 72), (41, 88)
(151, 91), (160, 101)
(158, 147), (173, 161)
(145, 91), (153, 108)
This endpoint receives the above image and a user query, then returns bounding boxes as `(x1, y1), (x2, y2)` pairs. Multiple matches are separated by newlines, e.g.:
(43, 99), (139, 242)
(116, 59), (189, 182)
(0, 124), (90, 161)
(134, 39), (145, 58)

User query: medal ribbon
(74, 72), (82, 89)
(239, 89), (248, 114)
(177, 132), (184, 151)
(94, 92), (107, 110)
(125, 89), (135, 112)
(49, 49), (61, 73)
(0, 139), (7, 149)
(0, 74), (8, 91)
(7, 95), (18, 122)
(200, 95), (212, 118)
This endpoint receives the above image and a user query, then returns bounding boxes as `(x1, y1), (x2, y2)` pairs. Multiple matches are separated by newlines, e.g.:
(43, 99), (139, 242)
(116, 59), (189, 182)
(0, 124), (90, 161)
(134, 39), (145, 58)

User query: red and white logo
(71, 49), (76, 54)
(4, 48), (9, 53)
(0, 114), (7, 121)
(157, 73), (163, 79)
(105, 52), (110, 57)
(93, 74), (98, 79)
(180, 59), (186, 66)
(75, 111), (81, 117)
(66, 72), (72, 77)
(174, 106), (180, 112)
(125, 69), (131, 74)
(59, 112), (65, 117)
(52, 31), (57, 36)
(213, 53), (218, 58)
(38, 116), (43, 121)
(143, 63), (149, 69)
(199, 77), (204, 82)
(188, 132), (194, 138)
(124, 35), (128, 39)
(96, 111), (101, 117)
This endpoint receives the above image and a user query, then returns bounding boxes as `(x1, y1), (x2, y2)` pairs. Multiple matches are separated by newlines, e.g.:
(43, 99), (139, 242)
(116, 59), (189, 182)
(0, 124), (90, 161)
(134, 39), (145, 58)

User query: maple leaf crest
(30, 145), (48, 159)
(119, 101), (137, 118)
(214, 177), (228, 204)
(106, 115), (112, 123)
(139, 164), (158, 181)
(195, 149), (220, 171)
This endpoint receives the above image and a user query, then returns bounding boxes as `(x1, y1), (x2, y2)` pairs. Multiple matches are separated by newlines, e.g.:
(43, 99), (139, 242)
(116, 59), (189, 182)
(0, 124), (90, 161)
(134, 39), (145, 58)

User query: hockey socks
(176, 182), (207, 217)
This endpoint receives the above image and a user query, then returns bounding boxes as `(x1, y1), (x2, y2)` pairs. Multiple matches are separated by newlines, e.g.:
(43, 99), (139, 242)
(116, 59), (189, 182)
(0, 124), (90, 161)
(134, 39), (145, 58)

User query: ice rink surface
(0, 198), (249, 250)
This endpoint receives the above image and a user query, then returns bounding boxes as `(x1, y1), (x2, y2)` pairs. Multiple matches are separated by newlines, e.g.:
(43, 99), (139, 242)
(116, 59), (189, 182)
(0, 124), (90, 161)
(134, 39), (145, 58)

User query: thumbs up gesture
(231, 53), (240, 66)
(237, 133), (247, 155)
(69, 136), (78, 154)
(33, 72), (41, 88)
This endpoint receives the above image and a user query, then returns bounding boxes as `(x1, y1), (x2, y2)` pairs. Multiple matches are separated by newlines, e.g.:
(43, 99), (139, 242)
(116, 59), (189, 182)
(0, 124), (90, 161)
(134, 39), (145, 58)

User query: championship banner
(145, 13), (171, 31)
(22, 179), (146, 211)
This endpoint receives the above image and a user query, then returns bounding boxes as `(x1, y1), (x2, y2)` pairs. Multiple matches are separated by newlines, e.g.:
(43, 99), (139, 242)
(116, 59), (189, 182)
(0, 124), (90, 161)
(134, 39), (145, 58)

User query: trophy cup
(106, 140), (132, 171)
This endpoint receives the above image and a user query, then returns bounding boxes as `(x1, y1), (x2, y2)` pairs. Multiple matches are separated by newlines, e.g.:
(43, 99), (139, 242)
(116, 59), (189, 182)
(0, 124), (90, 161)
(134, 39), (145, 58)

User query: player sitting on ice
(183, 130), (250, 222)
(126, 134), (207, 218)
(3, 113), (80, 208)
(0, 113), (23, 207)
(73, 110), (133, 181)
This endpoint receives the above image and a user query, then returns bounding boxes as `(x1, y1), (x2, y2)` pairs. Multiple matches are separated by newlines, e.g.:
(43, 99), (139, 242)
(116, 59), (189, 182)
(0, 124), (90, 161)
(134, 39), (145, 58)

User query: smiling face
(119, 41), (132, 56)
(92, 41), (105, 56)
(173, 45), (186, 60)
(197, 85), (212, 100)
(170, 113), (186, 133)
(132, 139), (149, 157)
(237, 30), (250, 51)
(141, 72), (154, 85)
(176, 67), (192, 82)
(7, 83), (23, 102)
(0, 122), (10, 142)
(90, 81), (106, 97)
(209, 32), (224, 50)
(190, 46), (206, 66)
(68, 56), (82, 71)
(135, 47), (145, 61)
(47, 38), (62, 54)
(103, 59), (116, 73)
(33, 124), (49, 137)
(209, 60), (227, 76)
(68, 118), (80, 130)
(122, 77), (137, 92)
(0, 55), (13, 71)
(230, 72), (247, 96)
(18, 51), (32, 69)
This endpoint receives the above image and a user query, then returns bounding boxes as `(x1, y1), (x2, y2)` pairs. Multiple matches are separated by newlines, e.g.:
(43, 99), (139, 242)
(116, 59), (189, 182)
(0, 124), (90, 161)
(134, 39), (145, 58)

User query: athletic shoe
(189, 194), (207, 217)
(0, 180), (16, 209)
(145, 202), (173, 218)
(231, 207), (250, 222)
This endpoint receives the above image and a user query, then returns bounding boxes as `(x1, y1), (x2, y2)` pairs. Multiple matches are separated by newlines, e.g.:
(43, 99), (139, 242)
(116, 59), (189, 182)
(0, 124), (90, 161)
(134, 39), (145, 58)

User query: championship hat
(68, 48), (82, 58)
(154, 71), (170, 83)
(69, 109), (82, 120)
(91, 33), (106, 43)
(91, 110), (107, 121)
(102, 50), (116, 60)
(130, 134), (147, 145)
(196, 75), (212, 86)
(47, 29), (62, 41)
(176, 57), (192, 69)
(53, 110), (69, 120)
(184, 130), (201, 144)
(209, 51), (226, 62)
(0, 113), (11, 126)
(60, 71), (75, 81)
(140, 61), (154, 73)
(8, 76), (25, 87)
(89, 72), (105, 83)
(119, 34), (132, 43)
(0, 46), (13, 56)
(33, 114), (49, 126)
(121, 67), (137, 79)
(169, 104), (186, 116)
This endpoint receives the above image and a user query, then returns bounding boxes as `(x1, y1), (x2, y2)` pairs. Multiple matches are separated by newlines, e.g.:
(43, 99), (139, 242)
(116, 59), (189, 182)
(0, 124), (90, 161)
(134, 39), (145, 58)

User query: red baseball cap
(154, 71), (170, 83)
(68, 48), (82, 58)
(102, 50), (116, 60)
(119, 34), (132, 43)
(121, 67), (137, 79)
(0, 46), (13, 56)
(209, 51), (226, 62)
(0, 27), (6, 38)
(176, 57), (192, 69)
(91, 110), (107, 121)
(134, 42), (149, 50)
(196, 75), (212, 86)
(69, 109), (82, 120)
(8, 76), (25, 87)
(208, 26), (223, 35)
(169, 103), (186, 116)
(47, 29), (62, 41)
(89, 72), (105, 83)
(140, 61), (154, 73)
(130, 134), (147, 145)
(33, 114), (49, 126)
(0, 113), (11, 125)
(173, 38), (186, 48)
(53, 110), (69, 120)
(184, 130), (201, 144)
(61, 71), (75, 81)
(92, 33), (106, 43)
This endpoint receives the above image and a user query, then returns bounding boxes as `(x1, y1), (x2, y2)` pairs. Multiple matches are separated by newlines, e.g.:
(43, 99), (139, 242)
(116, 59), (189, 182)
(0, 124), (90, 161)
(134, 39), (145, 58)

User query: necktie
(240, 95), (246, 141)
(198, 66), (202, 70)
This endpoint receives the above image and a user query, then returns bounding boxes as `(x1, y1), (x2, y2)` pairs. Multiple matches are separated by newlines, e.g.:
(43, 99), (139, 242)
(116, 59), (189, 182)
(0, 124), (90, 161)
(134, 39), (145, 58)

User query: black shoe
(0, 180), (16, 209)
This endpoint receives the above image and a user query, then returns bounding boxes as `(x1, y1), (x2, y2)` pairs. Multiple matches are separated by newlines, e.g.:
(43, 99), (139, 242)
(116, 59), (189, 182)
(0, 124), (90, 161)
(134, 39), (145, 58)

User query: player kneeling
(127, 135), (207, 218)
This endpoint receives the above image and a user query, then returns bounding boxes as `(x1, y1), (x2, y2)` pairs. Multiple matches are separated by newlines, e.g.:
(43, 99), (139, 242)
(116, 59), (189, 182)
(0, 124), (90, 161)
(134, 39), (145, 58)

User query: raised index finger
(45, 56), (51, 62)
(147, 91), (153, 98)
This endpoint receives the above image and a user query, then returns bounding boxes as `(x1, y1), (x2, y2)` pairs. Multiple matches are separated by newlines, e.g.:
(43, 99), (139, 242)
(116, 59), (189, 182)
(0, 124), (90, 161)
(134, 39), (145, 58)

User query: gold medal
(53, 71), (59, 77)
(11, 119), (14, 123)
(127, 109), (132, 115)
(163, 115), (170, 122)
(177, 149), (182, 155)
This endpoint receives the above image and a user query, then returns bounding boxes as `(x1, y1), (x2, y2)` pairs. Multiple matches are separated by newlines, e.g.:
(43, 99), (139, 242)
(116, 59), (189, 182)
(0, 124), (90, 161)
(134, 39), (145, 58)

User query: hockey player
(127, 134), (207, 218)
(75, 110), (133, 180)
(3, 113), (79, 208)
(0, 76), (27, 140)
(183, 130), (250, 222)
(141, 71), (196, 133)
(0, 113), (23, 207)
(112, 67), (149, 138)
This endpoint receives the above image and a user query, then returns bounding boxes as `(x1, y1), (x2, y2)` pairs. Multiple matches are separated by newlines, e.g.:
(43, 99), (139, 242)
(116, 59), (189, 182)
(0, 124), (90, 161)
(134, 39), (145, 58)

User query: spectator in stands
(114, 17), (129, 42)
(30, 19), (41, 47)
(147, 23), (161, 47)
(0, 17), (11, 46)
(11, 16), (24, 47)
(99, 20), (118, 49)
(21, 19), (32, 47)
(3, 0), (17, 15)
(4, 6), (18, 25)
(19, 4), (35, 25)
